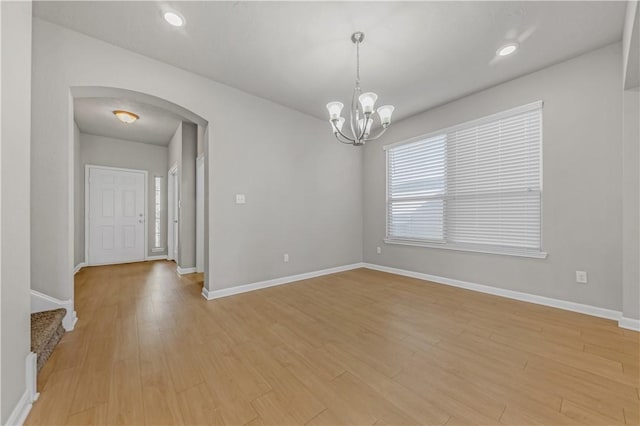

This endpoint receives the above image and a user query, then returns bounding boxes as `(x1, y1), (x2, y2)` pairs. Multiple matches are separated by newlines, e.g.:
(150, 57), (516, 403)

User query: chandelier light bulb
(326, 101), (344, 120)
(358, 92), (378, 114)
(377, 105), (395, 126)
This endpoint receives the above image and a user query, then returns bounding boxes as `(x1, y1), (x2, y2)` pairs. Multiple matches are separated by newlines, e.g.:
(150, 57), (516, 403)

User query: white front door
(88, 166), (146, 265)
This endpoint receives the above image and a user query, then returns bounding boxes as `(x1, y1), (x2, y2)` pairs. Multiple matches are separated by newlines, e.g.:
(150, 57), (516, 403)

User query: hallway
(26, 261), (206, 425)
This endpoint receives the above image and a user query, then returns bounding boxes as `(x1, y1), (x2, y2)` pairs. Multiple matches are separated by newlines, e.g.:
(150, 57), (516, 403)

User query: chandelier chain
(355, 39), (360, 85)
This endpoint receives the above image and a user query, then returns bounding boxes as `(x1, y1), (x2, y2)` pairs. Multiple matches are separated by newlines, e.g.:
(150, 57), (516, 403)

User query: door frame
(167, 163), (178, 262)
(196, 155), (205, 273)
(85, 164), (148, 266)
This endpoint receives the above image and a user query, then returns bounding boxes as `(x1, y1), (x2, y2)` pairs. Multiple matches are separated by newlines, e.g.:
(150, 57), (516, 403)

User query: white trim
(201, 263), (366, 300)
(73, 262), (86, 275)
(5, 391), (31, 426)
(619, 317), (640, 331)
(361, 263), (622, 322)
(30, 290), (78, 331)
(151, 247), (165, 253)
(177, 266), (197, 275)
(5, 353), (39, 426)
(196, 261), (633, 330)
(26, 352), (39, 404)
(146, 255), (168, 261)
(85, 164), (148, 267)
(167, 164), (178, 262)
(383, 100), (544, 151)
(195, 155), (205, 274)
(384, 238), (548, 259)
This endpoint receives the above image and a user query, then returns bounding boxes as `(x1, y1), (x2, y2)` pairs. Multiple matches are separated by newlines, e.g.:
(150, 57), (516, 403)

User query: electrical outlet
(283, 253), (289, 263)
(376, 246), (382, 255)
(235, 194), (246, 204)
(575, 270), (587, 284)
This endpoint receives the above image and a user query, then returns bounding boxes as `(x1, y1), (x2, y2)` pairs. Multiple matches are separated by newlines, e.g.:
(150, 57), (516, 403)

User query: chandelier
(326, 32), (395, 146)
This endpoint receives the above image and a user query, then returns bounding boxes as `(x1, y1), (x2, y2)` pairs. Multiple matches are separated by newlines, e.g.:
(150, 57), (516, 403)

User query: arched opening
(69, 86), (211, 312)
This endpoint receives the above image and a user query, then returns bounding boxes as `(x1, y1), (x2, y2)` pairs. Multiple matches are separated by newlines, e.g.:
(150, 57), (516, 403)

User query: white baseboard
(5, 390), (31, 426)
(201, 263), (366, 300)
(30, 290), (77, 331)
(73, 262), (86, 275)
(362, 263), (625, 323)
(619, 316), (640, 331)
(5, 353), (39, 426)
(195, 260), (635, 330)
(177, 266), (197, 275)
(146, 255), (168, 261)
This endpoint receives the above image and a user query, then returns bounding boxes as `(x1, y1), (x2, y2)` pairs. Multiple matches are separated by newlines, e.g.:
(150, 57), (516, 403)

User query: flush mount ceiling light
(163, 11), (184, 27)
(497, 42), (519, 57)
(326, 32), (395, 146)
(113, 110), (139, 124)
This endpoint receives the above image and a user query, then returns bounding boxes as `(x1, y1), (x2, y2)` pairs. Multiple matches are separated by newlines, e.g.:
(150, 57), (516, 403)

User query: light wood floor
(26, 261), (639, 425)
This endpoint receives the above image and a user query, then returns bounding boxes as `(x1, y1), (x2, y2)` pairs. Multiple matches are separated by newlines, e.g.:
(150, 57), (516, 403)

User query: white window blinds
(386, 101), (543, 257)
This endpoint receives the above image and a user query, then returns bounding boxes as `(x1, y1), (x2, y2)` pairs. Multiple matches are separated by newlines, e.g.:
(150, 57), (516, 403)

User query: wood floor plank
(24, 262), (640, 426)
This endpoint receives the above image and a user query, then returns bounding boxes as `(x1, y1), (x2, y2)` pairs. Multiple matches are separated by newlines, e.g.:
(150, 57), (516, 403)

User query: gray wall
(79, 133), (169, 258)
(31, 18), (362, 300)
(363, 43), (624, 311)
(168, 122), (182, 173)
(73, 121), (83, 266)
(1, 1), (32, 422)
(622, 89), (639, 320)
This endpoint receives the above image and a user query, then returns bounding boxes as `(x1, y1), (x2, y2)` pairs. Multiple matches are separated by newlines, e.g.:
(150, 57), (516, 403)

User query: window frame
(384, 101), (547, 259)
(152, 175), (164, 252)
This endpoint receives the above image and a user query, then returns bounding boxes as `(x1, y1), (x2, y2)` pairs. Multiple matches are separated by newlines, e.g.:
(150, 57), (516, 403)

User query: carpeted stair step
(31, 308), (66, 373)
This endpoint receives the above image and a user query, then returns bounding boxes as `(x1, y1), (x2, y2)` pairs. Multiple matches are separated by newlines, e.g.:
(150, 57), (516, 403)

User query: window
(153, 176), (163, 250)
(386, 101), (544, 258)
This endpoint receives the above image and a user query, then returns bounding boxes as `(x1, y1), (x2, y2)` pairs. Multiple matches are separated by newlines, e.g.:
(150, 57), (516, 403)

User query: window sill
(384, 238), (548, 259)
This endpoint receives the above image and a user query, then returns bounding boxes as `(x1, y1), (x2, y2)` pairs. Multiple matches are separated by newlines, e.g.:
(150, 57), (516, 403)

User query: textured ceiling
(37, 1), (626, 123)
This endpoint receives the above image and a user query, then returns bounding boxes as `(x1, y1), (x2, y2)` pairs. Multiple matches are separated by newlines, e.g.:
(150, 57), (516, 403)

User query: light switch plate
(235, 194), (246, 204)
(575, 270), (587, 284)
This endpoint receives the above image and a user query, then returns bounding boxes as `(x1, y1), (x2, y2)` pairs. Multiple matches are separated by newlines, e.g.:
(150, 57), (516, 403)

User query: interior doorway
(196, 155), (205, 273)
(167, 164), (179, 262)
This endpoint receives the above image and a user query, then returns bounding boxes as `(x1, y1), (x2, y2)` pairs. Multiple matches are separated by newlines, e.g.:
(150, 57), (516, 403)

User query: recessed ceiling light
(497, 42), (519, 57)
(113, 110), (139, 124)
(163, 11), (184, 27)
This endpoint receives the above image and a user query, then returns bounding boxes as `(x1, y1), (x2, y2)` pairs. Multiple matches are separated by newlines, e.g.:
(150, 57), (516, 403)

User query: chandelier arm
(332, 124), (356, 143)
(334, 132), (355, 145)
(364, 125), (388, 141)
